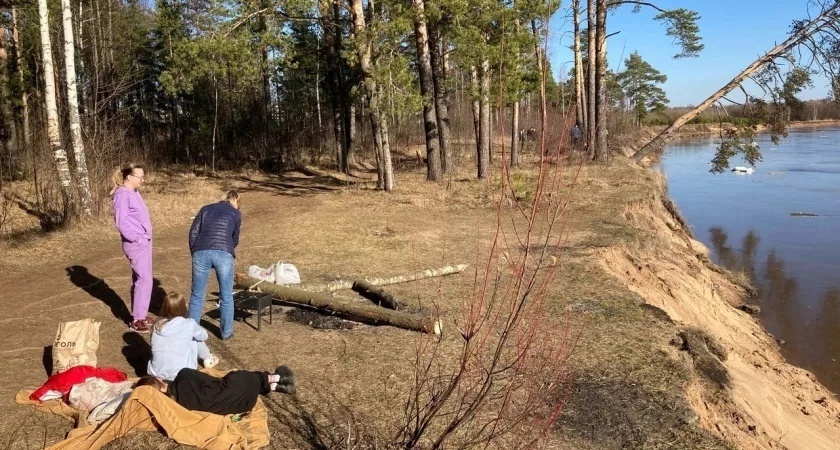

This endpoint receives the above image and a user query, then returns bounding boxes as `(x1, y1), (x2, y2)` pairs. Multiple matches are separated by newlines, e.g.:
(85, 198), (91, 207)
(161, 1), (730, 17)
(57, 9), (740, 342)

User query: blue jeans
(189, 250), (234, 339)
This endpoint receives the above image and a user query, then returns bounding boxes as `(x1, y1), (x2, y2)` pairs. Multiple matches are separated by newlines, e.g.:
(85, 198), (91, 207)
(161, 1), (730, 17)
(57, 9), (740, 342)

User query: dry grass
(0, 170), (227, 272)
(0, 155), (731, 449)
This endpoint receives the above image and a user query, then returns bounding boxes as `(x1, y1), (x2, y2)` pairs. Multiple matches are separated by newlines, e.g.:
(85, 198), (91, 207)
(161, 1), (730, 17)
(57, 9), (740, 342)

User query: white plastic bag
(248, 265), (275, 283)
(274, 262), (301, 285)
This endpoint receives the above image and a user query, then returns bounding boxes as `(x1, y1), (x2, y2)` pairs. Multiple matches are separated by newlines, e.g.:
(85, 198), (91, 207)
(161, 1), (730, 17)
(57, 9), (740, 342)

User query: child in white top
(147, 292), (219, 380)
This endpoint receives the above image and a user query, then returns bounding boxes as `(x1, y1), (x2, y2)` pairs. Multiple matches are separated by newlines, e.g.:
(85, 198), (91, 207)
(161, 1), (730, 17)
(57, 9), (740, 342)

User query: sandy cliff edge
(597, 171), (840, 449)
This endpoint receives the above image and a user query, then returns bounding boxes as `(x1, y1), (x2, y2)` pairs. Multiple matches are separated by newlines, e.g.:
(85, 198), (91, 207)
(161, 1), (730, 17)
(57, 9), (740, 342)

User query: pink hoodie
(113, 186), (152, 243)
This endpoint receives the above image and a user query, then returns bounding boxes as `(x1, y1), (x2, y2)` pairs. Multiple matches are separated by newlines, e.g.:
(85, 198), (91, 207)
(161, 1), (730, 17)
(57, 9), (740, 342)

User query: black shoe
(274, 365), (295, 394)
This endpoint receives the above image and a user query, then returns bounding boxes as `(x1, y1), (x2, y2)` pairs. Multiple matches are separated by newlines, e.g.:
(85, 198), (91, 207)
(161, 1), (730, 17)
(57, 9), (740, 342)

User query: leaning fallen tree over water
(632, 1), (840, 163)
(234, 273), (442, 334)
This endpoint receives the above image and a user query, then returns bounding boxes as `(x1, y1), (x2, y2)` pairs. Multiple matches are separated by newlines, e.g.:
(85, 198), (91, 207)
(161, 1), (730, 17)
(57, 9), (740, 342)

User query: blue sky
(546, 0), (832, 107)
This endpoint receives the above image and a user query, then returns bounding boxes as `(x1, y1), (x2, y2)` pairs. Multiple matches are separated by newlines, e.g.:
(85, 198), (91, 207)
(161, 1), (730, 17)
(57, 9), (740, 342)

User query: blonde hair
(110, 164), (144, 195)
(223, 190), (240, 209)
(156, 292), (187, 332)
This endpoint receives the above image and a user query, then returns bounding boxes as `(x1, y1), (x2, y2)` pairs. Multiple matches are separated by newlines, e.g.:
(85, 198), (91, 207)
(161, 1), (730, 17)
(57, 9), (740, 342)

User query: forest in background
(2, 0), (840, 228)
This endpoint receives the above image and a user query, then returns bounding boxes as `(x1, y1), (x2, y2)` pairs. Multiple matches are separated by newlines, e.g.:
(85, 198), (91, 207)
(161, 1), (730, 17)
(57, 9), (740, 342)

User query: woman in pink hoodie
(111, 164), (154, 333)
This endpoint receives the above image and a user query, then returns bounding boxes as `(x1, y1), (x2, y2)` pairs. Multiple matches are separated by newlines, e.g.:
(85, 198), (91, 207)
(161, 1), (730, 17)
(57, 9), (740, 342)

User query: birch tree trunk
(39, 0), (74, 206)
(594, 0), (608, 162)
(586, 0), (596, 155)
(478, 58), (491, 179)
(510, 17), (520, 167)
(633, 3), (840, 162)
(428, 23), (451, 174)
(573, 0), (586, 131)
(411, 0), (442, 181)
(62, 0), (93, 215)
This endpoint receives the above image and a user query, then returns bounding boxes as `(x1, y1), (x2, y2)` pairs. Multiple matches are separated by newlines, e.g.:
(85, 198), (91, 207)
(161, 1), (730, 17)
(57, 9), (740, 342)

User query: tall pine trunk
(319, 0), (344, 171)
(470, 65), (480, 160)
(428, 23), (451, 174)
(477, 58), (490, 179)
(39, 0), (73, 207)
(378, 87), (394, 189)
(62, 0), (93, 215)
(0, 29), (18, 172)
(594, 0), (608, 161)
(586, 0), (596, 156)
(335, 1), (353, 173)
(411, 0), (441, 181)
(573, 0), (586, 132)
(350, 0), (393, 191)
(13, 8), (31, 155)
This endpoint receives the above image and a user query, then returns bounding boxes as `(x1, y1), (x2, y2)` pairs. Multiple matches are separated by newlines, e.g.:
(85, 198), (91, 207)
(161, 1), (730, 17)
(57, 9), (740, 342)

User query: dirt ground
(0, 155), (809, 449)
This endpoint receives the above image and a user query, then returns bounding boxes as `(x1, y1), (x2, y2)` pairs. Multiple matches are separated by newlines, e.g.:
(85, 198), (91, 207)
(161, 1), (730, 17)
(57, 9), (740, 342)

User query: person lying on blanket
(134, 366), (295, 415)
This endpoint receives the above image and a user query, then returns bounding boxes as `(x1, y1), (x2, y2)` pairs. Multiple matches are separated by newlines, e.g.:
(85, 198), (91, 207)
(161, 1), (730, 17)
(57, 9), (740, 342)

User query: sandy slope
(598, 173), (840, 449)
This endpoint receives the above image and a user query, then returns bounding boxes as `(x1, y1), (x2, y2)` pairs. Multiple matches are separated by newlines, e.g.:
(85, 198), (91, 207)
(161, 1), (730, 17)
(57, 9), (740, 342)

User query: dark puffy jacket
(188, 201), (241, 256)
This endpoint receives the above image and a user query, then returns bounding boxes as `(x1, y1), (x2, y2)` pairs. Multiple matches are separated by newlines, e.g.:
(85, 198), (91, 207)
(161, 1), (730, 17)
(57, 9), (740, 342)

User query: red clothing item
(30, 366), (127, 402)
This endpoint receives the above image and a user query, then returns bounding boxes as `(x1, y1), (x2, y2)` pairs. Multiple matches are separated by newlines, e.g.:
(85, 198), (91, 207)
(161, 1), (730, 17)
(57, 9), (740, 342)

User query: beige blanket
(16, 376), (269, 449)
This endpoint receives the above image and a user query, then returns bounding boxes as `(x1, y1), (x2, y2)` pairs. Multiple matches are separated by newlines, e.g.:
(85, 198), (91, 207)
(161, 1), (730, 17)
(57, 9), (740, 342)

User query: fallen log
(291, 264), (469, 293)
(235, 274), (441, 334)
(352, 281), (401, 310)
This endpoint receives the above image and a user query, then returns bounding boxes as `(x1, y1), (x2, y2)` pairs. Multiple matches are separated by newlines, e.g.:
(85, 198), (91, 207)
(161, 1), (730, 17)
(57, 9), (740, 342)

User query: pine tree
(617, 52), (668, 125)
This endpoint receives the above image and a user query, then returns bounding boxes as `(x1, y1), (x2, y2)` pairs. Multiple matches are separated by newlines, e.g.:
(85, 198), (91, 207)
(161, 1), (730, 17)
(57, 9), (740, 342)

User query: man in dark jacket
(187, 190), (242, 340)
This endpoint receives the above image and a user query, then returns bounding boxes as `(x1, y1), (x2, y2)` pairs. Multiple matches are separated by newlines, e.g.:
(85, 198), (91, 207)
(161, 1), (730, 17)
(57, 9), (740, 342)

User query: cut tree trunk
(632, 3), (840, 162)
(235, 274), (440, 334)
(291, 264), (469, 293)
(352, 280), (401, 310)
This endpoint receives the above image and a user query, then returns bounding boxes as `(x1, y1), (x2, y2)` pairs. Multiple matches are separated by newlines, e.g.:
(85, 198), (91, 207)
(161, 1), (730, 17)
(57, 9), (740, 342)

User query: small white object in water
(732, 166), (755, 174)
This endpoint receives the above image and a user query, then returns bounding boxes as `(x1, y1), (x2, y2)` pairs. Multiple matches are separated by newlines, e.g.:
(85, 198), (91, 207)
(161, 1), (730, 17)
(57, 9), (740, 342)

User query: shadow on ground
(122, 332), (152, 376)
(235, 171), (372, 197)
(65, 265), (167, 322)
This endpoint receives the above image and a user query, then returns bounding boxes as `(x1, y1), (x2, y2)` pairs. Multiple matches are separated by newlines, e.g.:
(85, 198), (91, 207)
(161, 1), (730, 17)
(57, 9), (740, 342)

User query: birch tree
(62, 0), (93, 215)
(39, 0), (73, 206)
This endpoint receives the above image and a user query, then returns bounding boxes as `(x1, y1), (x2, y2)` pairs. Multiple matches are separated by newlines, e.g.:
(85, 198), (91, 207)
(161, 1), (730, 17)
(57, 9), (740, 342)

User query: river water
(660, 127), (840, 394)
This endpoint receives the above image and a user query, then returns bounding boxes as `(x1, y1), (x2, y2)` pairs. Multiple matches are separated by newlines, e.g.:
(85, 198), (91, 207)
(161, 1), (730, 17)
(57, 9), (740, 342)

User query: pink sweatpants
(123, 240), (152, 321)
